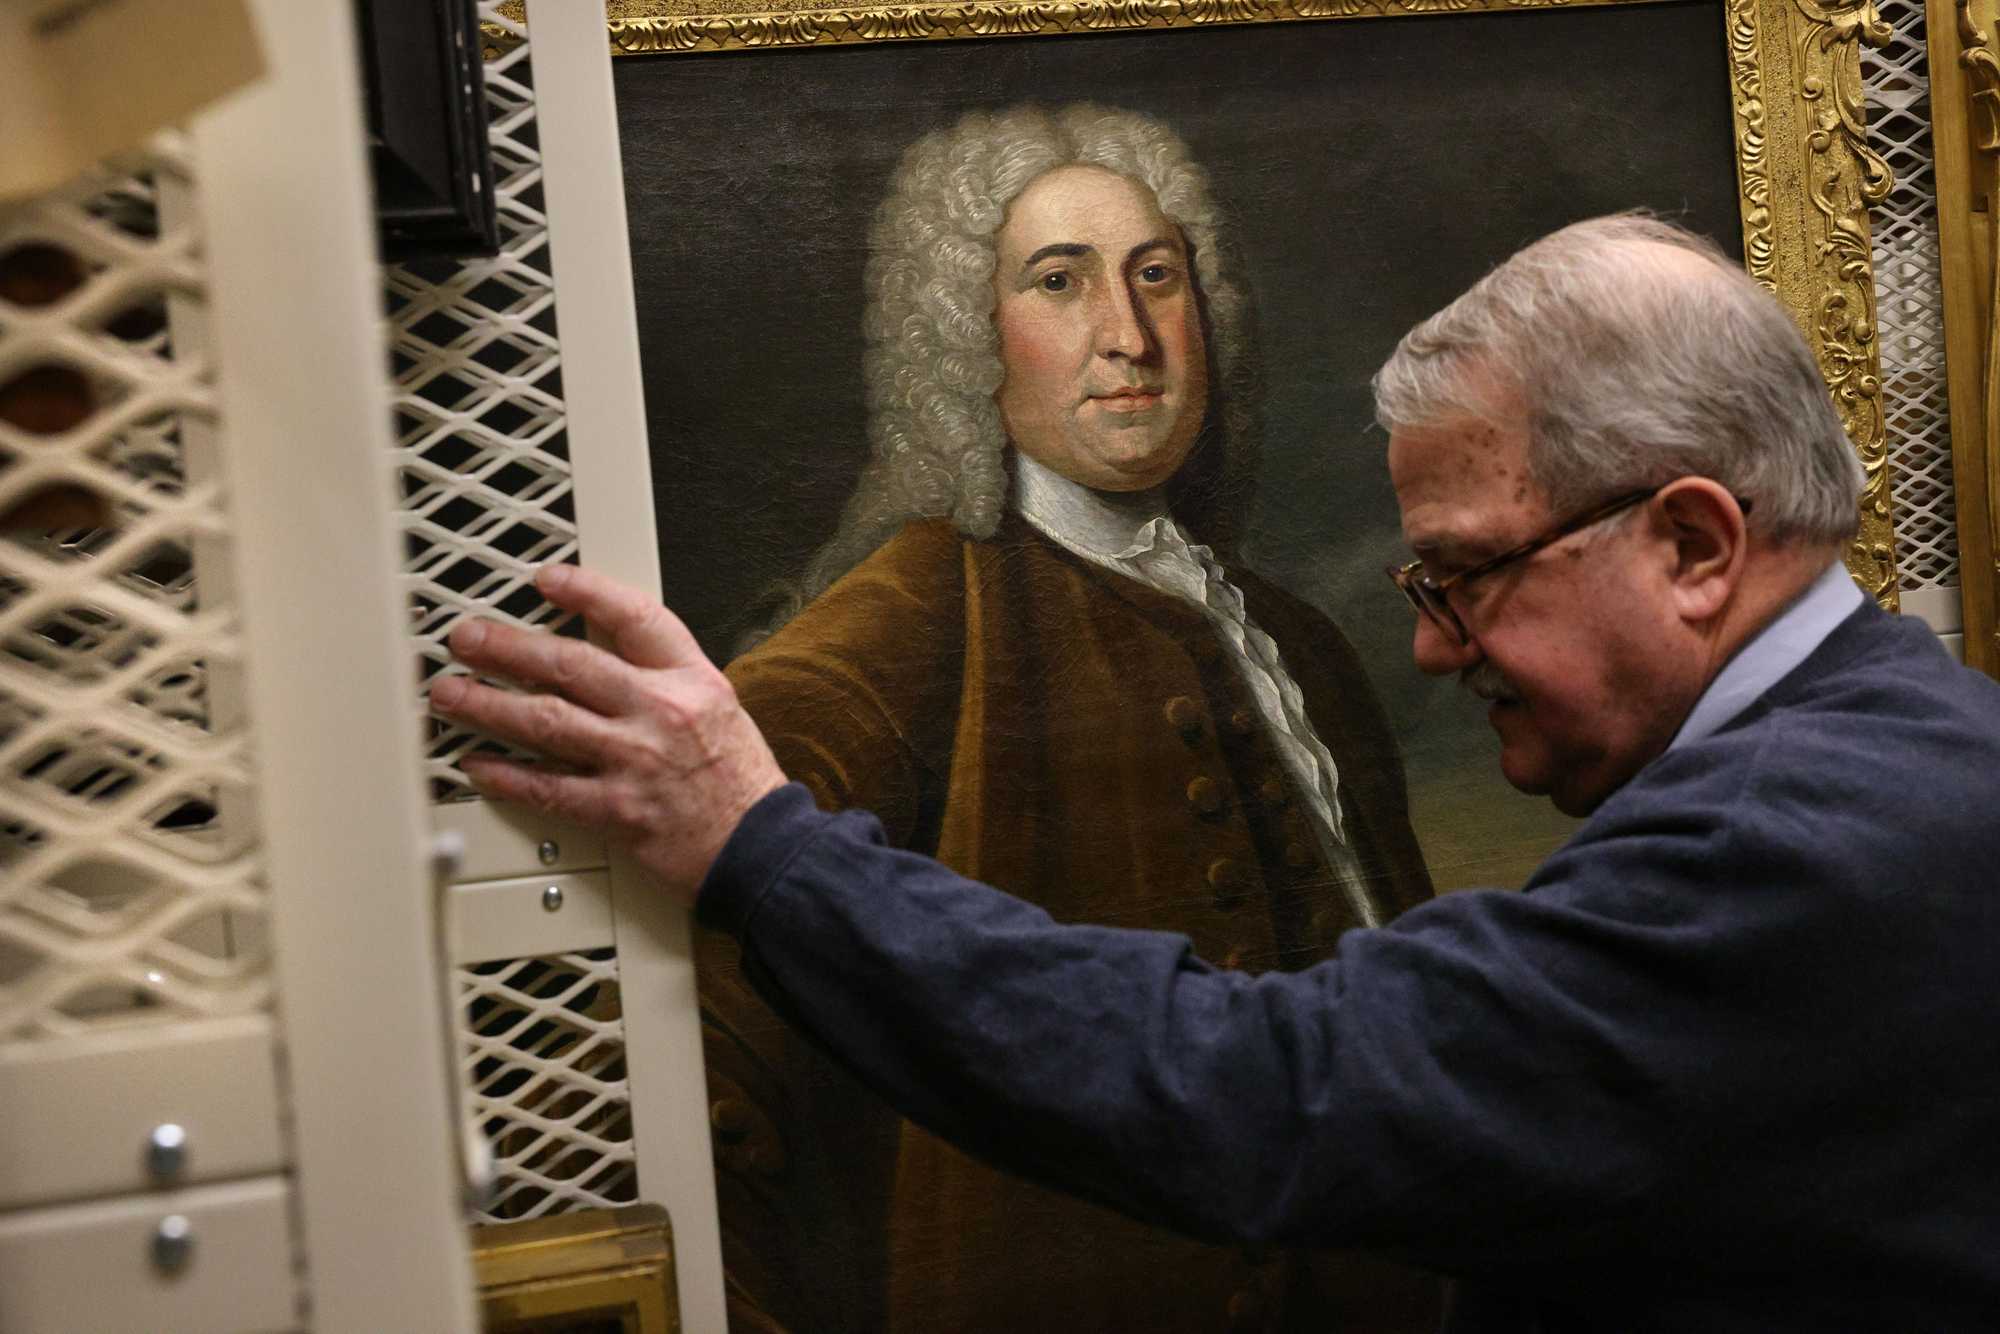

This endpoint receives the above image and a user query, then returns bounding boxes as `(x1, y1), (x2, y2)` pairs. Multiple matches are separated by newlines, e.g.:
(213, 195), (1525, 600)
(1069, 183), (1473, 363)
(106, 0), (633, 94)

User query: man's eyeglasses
(1387, 484), (1750, 647)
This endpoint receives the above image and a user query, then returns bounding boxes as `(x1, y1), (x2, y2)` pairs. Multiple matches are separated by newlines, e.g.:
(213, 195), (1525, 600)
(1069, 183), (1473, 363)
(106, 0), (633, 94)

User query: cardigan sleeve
(698, 711), (1950, 1281)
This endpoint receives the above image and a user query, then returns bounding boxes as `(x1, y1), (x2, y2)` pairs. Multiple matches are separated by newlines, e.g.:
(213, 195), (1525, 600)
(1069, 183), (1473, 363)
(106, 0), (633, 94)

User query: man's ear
(1652, 478), (1746, 623)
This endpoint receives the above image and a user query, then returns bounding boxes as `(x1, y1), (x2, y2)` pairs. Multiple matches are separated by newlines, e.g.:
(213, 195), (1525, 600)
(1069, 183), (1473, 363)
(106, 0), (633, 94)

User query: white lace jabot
(1012, 453), (1376, 926)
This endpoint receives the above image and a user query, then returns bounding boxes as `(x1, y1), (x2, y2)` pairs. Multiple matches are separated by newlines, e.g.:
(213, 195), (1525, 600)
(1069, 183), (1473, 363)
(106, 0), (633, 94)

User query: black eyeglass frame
(1386, 484), (1755, 646)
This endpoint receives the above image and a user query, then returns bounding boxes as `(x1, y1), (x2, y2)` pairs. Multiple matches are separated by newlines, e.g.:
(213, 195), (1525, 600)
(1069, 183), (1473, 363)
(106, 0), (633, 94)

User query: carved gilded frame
(593, 0), (1898, 604)
(1926, 0), (1999, 673)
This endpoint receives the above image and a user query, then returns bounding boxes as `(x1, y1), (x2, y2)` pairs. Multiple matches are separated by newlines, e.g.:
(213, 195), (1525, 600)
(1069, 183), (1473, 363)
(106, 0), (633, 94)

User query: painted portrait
(605, 3), (1872, 1328)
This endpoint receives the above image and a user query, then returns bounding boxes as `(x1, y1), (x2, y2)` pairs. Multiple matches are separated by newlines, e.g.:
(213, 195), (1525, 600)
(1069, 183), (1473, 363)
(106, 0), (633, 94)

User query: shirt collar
(1012, 451), (1172, 560)
(1668, 559), (1863, 749)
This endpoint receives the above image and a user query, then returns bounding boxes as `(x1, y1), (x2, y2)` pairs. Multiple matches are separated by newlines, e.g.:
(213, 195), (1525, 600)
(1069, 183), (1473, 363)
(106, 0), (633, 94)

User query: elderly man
(701, 104), (1434, 1331)
(435, 214), (2000, 1331)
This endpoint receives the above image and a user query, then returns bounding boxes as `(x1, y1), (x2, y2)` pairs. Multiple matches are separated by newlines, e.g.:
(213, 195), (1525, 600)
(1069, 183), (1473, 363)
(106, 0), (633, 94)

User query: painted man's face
(990, 165), (1208, 493)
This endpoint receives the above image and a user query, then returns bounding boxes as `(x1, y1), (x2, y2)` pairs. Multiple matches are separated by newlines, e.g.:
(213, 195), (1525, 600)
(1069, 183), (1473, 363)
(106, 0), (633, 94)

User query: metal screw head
(541, 884), (564, 912)
(537, 839), (560, 866)
(151, 1214), (194, 1272)
(146, 1123), (187, 1180)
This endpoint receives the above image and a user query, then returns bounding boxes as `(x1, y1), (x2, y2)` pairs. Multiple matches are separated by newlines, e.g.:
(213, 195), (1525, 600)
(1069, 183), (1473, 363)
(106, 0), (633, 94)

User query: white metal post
(197, 0), (477, 1327)
(525, 4), (727, 1328)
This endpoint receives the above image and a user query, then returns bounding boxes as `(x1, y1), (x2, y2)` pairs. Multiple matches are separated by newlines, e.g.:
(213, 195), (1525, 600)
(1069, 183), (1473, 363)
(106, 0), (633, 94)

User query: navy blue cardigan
(699, 602), (2000, 1332)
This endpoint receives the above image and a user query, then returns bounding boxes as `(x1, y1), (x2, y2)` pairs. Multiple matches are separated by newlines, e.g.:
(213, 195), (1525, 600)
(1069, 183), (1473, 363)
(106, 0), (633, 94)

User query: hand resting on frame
(430, 564), (787, 905)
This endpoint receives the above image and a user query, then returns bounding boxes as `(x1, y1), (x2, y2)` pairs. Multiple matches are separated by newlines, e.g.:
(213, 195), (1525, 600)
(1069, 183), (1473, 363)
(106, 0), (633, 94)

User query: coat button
(1207, 857), (1247, 906)
(711, 1096), (788, 1176)
(710, 1097), (755, 1144)
(1227, 1285), (1266, 1332)
(1311, 904), (1347, 943)
(1258, 773), (1288, 806)
(1284, 839), (1316, 869)
(1186, 776), (1225, 817)
(1163, 695), (1203, 738)
(1227, 707), (1256, 736)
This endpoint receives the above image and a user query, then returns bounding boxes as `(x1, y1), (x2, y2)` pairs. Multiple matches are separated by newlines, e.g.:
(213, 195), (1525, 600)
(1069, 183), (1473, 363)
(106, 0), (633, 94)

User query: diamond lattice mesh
(1864, 4), (1959, 592)
(0, 138), (270, 1047)
(401, 7), (642, 1223)
(460, 948), (639, 1222)
(392, 2), (580, 804)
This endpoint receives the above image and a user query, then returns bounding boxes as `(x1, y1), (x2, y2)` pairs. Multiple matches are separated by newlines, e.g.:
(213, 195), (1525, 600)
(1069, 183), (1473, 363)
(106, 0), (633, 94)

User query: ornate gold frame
(598, 0), (1899, 605)
(473, 1203), (680, 1333)
(1926, 0), (1999, 672)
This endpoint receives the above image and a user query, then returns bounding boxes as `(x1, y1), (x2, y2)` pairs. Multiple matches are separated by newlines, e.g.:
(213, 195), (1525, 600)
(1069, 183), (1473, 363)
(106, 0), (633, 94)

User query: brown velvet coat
(699, 514), (1438, 1333)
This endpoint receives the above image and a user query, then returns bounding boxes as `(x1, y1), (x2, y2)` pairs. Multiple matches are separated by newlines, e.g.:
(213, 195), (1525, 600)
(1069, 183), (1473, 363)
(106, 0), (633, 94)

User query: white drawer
(0, 1017), (285, 1211)
(0, 1175), (298, 1332)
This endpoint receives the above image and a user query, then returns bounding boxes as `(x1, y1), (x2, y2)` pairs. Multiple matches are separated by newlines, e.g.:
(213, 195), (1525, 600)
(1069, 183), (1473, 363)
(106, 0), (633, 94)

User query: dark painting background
(613, 0), (1740, 888)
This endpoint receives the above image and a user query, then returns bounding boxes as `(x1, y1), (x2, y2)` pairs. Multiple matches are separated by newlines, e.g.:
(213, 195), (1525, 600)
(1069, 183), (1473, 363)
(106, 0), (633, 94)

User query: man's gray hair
(756, 103), (1257, 637)
(1372, 213), (1862, 546)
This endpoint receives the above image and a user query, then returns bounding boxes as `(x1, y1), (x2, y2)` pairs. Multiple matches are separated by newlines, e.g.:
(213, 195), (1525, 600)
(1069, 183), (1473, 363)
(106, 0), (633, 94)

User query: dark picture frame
(357, 0), (499, 260)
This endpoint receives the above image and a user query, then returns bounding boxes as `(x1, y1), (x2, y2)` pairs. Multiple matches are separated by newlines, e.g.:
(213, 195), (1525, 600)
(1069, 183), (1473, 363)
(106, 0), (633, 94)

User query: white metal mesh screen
(393, 3), (580, 803)
(1864, 3), (1959, 592)
(400, 6), (642, 1225)
(460, 948), (639, 1222)
(0, 138), (271, 1046)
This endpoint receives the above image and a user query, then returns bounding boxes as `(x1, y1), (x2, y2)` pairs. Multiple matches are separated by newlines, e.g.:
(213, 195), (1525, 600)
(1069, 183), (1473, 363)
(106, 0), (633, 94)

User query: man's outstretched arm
(427, 565), (1397, 1241)
(430, 565), (1694, 1267)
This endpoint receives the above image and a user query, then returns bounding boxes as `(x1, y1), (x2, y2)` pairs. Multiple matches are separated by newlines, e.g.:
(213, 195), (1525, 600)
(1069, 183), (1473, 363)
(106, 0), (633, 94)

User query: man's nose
(1411, 612), (1482, 677)
(1093, 281), (1152, 360)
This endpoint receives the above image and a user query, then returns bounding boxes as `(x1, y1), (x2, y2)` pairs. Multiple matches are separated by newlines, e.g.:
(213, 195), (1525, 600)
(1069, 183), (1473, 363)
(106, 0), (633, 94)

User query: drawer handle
(146, 1123), (188, 1182)
(151, 1214), (194, 1273)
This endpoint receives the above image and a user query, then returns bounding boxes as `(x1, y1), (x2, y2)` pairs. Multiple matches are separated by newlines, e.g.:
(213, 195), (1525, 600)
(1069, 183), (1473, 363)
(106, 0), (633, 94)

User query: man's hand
(430, 564), (786, 906)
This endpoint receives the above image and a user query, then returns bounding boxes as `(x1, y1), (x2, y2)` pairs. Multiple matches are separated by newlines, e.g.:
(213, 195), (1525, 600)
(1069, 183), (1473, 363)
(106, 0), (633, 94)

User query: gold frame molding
(1927, 0), (1999, 673)
(473, 1203), (680, 1333)
(600, 0), (1899, 605)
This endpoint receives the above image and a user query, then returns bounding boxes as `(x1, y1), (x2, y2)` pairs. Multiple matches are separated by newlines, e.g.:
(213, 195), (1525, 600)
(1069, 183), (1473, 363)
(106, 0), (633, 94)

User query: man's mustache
(1460, 661), (1521, 704)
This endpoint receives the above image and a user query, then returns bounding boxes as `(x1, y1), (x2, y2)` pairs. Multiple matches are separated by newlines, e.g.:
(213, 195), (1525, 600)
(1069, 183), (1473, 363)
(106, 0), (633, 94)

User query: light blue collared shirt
(1668, 560), (1863, 750)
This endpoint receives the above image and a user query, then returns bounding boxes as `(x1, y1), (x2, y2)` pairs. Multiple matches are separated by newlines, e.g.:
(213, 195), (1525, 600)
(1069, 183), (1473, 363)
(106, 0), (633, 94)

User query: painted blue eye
(1039, 271), (1070, 293)
(1138, 263), (1170, 283)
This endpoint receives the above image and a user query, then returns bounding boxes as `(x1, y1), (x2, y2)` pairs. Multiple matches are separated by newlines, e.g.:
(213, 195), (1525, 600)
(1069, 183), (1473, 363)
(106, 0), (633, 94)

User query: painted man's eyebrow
(1020, 242), (1091, 271)
(1017, 236), (1181, 276)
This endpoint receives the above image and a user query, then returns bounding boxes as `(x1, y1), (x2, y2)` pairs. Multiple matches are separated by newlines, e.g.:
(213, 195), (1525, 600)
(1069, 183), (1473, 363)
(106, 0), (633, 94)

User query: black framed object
(355, 0), (500, 261)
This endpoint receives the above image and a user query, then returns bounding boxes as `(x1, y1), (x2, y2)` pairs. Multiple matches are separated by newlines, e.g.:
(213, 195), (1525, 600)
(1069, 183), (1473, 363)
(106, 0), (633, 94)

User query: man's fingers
(536, 564), (706, 672)
(448, 617), (634, 715)
(432, 676), (627, 769)
(460, 755), (607, 828)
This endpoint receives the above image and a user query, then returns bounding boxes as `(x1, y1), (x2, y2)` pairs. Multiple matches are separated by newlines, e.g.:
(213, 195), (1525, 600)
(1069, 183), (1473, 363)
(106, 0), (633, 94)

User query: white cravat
(1012, 454), (1376, 926)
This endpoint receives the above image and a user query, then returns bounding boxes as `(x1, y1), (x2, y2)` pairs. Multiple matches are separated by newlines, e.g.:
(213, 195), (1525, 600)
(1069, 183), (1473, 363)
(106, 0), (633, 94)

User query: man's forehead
(1389, 416), (1529, 485)
(1389, 418), (1541, 542)
(997, 166), (1175, 254)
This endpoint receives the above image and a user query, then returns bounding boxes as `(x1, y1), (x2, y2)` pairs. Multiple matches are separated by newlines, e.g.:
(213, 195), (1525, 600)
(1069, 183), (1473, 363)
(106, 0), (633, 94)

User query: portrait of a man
(696, 103), (1438, 1333)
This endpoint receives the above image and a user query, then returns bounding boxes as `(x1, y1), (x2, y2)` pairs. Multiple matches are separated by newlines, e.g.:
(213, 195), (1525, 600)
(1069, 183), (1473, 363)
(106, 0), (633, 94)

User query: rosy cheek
(997, 304), (1086, 379)
(1148, 291), (1194, 342)
(1165, 299), (1206, 389)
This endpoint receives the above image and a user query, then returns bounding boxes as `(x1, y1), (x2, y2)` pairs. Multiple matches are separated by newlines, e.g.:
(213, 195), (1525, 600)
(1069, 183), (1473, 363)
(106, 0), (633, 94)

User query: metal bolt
(151, 1214), (194, 1273)
(431, 829), (465, 877)
(146, 1123), (187, 1180)
(541, 885), (564, 913)
(537, 839), (560, 866)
